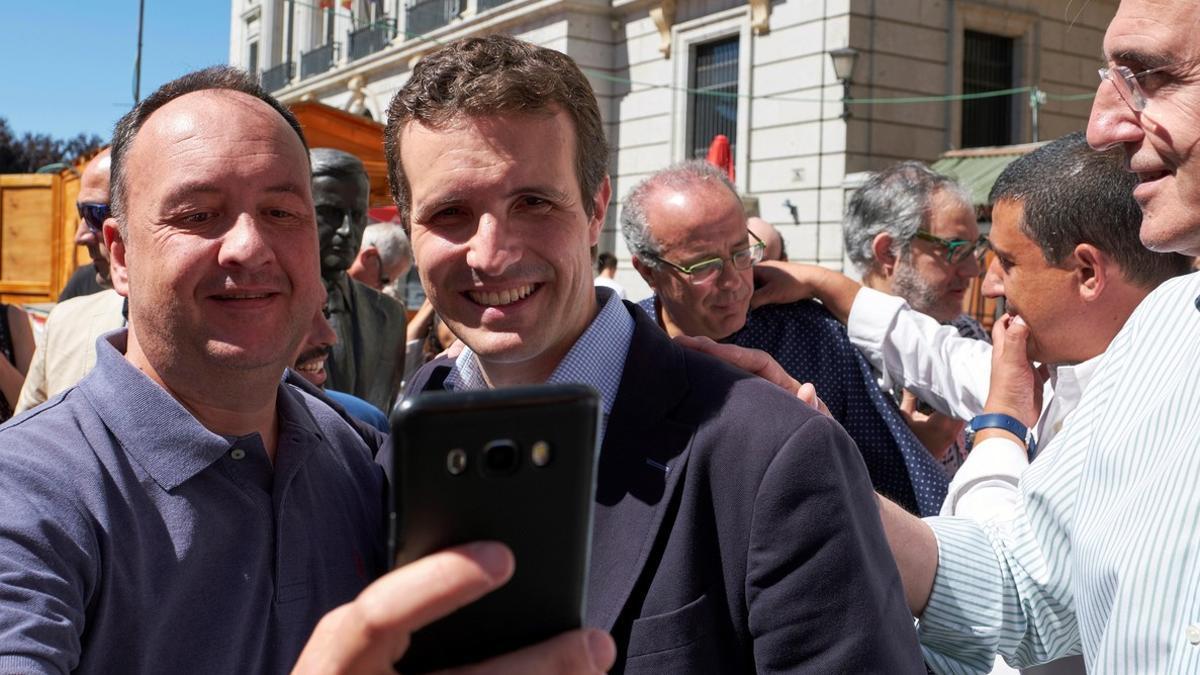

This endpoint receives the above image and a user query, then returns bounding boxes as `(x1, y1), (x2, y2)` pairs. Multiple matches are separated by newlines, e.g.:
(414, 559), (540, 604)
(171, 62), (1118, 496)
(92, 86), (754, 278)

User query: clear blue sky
(1, 2), (231, 141)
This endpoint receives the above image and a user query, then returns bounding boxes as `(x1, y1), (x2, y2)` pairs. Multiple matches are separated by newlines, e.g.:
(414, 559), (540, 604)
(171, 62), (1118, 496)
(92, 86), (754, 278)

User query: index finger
(358, 542), (515, 637)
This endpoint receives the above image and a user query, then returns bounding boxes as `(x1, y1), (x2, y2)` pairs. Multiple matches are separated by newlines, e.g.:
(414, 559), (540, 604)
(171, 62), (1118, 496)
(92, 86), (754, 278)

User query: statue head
(310, 147), (370, 281)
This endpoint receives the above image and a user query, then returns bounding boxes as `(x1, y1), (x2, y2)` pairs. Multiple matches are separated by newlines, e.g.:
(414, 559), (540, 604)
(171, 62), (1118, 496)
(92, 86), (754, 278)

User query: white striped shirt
(918, 271), (1200, 673)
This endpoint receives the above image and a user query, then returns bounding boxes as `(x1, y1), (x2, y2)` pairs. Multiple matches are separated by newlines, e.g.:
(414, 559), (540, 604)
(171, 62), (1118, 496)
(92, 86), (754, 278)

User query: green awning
(931, 154), (1024, 207)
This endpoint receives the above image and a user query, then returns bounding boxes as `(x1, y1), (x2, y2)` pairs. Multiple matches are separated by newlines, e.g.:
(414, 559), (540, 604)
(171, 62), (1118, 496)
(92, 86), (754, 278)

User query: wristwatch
(966, 413), (1036, 456)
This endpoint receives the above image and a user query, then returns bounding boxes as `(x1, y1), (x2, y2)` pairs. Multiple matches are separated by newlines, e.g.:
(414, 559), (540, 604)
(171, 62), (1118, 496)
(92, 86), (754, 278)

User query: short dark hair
(596, 251), (617, 273)
(109, 65), (307, 226)
(989, 131), (1192, 287)
(384, 35), (608, 230)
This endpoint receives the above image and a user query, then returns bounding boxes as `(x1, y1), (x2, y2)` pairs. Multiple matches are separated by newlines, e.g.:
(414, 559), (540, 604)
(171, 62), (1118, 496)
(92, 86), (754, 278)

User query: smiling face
(640, 181), (752, 340)
(107, 90), (323, 385)
(1087, 0), (1200, 255)
(400, 110), (609, 386)
(293, 308), (336, 387)
(982, 199), (1082, 364)
(314, 172), (368, 279)
(889, 188), (981, 323)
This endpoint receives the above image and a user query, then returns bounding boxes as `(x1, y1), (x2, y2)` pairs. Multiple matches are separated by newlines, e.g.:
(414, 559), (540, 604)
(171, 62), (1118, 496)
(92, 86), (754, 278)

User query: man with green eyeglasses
(622, 160), (952, 518)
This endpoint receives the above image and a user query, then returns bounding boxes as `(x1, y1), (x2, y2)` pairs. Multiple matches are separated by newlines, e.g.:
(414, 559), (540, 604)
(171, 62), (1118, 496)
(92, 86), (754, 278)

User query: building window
(689, 36), (739, 160)
(248, 41), (259, 78)
(962, 30), (1015, 148)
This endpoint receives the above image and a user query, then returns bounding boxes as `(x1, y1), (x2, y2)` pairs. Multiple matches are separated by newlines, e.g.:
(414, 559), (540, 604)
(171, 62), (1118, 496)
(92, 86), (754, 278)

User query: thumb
(899, 389), (918, 415)
(1002, 315), (1031, 360)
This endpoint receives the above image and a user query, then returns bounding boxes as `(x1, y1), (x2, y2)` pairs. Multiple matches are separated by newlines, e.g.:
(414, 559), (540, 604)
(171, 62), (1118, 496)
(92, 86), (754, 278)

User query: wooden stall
(290, 101), (392, 207)
(0, 168), (83, 306)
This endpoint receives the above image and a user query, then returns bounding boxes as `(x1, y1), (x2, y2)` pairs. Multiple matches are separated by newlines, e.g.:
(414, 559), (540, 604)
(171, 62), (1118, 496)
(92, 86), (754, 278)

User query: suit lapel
(585, 306), (696, 631)
(408, 310), (699, 632)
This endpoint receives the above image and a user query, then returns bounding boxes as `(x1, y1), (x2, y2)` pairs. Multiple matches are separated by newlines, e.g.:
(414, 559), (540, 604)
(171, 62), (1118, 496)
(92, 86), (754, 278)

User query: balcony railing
(477, 0), (516, 13)
(300, 42), (339, 80)
(349, 19), (396, 61)
(405, 0), (463, 36)
(260, 62), (294, 92)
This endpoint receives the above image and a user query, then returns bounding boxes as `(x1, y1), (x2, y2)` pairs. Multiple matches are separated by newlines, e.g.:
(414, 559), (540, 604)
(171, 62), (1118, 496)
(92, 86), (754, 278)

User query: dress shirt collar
(80, 328), (323, 492)
(444, 286), (633, 422)
(1048, 352), (1104, 410)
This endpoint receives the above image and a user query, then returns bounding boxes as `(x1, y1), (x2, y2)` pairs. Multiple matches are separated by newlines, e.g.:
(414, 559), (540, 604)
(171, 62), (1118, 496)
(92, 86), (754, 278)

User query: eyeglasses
(77, 202), (110, 235)
(912, 230), (989, 265)
(1098, 57), (1200, 112)
(651, 229), (765, 285)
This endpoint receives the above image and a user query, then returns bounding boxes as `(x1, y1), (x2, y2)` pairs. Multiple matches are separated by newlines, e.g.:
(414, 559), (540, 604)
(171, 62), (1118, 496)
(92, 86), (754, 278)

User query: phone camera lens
(482, 440), (519, 475)
(446, 448), (468, 475)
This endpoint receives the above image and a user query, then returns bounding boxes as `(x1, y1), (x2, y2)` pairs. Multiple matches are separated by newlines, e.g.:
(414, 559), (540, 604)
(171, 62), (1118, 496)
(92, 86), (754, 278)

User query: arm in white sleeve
(846, 286), (993, 420)
(938, 436), (1028, 520)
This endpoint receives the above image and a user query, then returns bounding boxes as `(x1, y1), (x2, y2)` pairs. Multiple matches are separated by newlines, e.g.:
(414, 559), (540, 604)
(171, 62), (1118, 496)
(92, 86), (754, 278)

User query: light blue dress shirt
(444, 287), (634, 444)
(918, 271), (1200, 673)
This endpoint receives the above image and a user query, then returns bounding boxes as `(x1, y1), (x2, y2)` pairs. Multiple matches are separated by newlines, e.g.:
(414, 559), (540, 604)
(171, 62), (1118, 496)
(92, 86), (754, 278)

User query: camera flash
(446, 448), (468, 475)
(531, 441), (552, 467)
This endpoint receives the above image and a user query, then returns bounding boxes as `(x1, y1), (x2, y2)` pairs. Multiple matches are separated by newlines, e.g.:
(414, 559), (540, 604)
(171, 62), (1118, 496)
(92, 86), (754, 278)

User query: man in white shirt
(592, 251), (626, 299)
(756, 131), (1193, 673)
(758, 132), (1189, 521)
(864, 2), (1200, 668)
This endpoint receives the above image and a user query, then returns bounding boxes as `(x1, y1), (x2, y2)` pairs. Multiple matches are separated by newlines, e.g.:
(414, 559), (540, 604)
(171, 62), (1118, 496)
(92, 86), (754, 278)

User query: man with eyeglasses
(394, 37), (924, 672)
(837, 161), (989, 476)
(59, 149), (114, 300)
(14, 149), (127, 414)
(855, 2), (1200, 672)
(750, 131), (1192, 674)
(622, 160), (951, 518)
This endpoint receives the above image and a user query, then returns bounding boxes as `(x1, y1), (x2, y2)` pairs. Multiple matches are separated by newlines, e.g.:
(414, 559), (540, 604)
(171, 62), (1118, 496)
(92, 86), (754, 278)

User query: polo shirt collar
(80, 329), (320, 492)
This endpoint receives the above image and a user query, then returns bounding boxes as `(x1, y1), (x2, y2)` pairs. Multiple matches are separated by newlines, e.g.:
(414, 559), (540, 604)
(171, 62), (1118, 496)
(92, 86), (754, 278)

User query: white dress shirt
(919, 271), (1200, 673)
(845, 287), (1105, 517)
(847, 287), (1099, 675)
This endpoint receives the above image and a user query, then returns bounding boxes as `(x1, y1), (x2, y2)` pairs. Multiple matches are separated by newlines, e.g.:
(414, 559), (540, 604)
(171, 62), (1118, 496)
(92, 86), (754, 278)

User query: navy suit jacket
(405, 302), (924, 673)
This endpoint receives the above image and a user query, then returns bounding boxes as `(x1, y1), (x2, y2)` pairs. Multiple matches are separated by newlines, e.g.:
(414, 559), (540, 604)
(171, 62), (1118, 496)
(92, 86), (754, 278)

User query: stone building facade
(230, 0), (1115, 299)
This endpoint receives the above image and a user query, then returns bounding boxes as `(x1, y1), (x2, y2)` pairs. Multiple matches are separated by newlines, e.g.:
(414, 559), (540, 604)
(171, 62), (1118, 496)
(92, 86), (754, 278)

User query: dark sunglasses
(77, 202), (110, 235)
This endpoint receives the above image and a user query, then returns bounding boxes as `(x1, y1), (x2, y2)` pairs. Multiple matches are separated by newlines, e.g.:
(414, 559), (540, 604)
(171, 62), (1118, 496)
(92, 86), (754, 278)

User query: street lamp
(828, 46), (859, 120)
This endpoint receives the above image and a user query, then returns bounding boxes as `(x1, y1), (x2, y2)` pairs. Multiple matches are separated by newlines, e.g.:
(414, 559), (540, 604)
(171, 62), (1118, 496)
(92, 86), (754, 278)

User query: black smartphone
(390, 383), (601, 673)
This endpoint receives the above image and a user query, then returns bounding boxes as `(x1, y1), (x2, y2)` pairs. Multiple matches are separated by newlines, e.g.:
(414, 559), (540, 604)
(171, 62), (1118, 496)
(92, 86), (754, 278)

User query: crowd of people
(1, 0), (1199, 672)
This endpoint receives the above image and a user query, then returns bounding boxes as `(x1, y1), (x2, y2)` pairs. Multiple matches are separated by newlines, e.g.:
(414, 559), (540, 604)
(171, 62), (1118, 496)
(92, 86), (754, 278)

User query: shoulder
(0, 389), (109, 527)
(351, 279), (406, 320)
(45, 289), (123, 328)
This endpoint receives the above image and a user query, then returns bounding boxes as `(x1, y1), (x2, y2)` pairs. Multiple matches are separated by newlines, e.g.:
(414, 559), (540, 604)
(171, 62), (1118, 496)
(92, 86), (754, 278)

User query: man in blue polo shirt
(0, 66), (613, 674)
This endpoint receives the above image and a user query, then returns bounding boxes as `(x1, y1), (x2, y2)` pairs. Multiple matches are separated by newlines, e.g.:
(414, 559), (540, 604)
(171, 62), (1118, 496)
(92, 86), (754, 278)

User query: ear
(105, 218), (131, 298)
(631, 256), (657, 288)
(1072, 243), (1109, 302)
(871, 232), (898, 275)
(587, 175), (612, 247)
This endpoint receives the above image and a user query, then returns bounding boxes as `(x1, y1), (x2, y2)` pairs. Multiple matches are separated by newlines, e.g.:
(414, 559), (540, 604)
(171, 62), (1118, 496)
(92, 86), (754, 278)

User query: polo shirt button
(1187, 624), (1200, 645)
(230, 448), (246, 460)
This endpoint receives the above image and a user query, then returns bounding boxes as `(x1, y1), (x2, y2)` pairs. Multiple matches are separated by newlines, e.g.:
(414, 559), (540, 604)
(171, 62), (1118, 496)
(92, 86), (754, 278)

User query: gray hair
(843, 161), (973, 273)
(619, 160), (740, 269)
(361, 222), (412, 275)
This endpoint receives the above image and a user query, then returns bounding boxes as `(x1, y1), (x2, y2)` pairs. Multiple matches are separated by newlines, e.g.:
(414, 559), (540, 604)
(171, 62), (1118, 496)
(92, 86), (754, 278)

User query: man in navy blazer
(385, 35), (924, 672)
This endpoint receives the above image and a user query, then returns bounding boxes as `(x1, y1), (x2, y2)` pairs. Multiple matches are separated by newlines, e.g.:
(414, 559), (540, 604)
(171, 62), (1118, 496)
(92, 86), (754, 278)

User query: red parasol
(705, 134), (734, 182)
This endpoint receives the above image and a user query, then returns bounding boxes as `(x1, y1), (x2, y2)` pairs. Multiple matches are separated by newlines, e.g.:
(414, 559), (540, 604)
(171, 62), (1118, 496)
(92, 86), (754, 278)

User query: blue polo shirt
(0, 330), (386, 674)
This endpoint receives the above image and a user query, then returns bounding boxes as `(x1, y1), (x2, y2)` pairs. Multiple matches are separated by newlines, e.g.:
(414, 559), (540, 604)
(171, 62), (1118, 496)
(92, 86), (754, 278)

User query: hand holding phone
(390, 384), (601, 673)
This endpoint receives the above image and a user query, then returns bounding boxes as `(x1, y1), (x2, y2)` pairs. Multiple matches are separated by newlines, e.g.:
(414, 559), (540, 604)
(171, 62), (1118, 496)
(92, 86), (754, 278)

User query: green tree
(0, 116), (105, 174)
